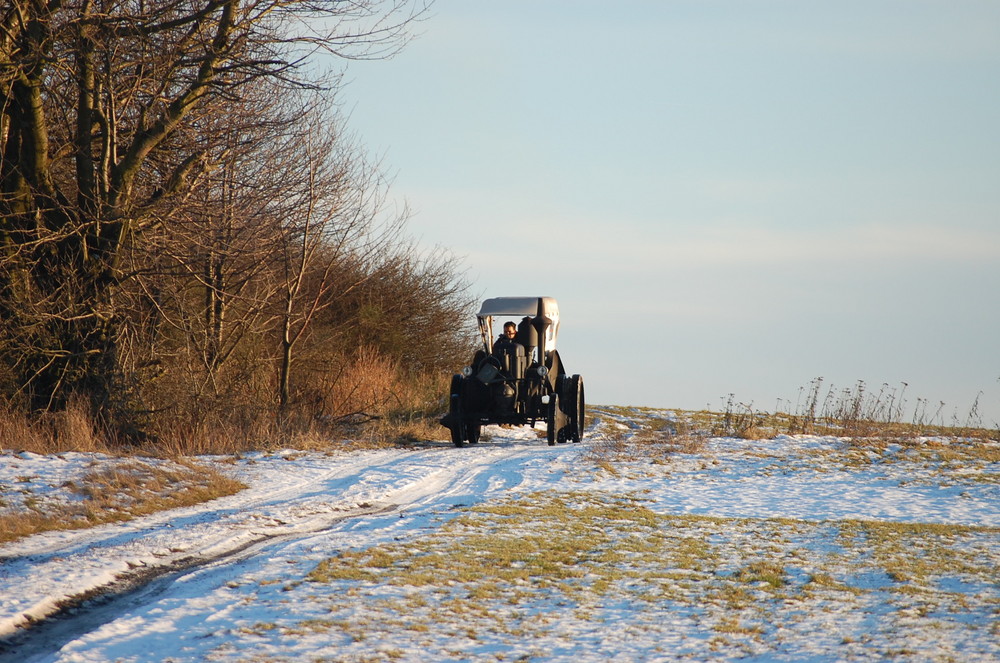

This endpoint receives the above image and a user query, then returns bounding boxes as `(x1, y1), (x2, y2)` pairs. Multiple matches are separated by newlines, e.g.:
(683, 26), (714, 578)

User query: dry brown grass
(585, 408), (710, 466)
(372, 414), (452, 446)
(708, 380), (1000, 442)
(782, 378), (999, 441)
(0, 397), (112, 455)
(0, 348), (455, 457)
(0, 401), (449, 458)
(711, 396), (784, 440)
(0, 458), (246, 545)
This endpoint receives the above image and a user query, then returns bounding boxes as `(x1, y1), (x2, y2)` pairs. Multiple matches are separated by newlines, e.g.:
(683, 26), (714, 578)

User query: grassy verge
(0, 459), (246, 545)
(0, 398), (445, 547)
(0, 398), (451, 458)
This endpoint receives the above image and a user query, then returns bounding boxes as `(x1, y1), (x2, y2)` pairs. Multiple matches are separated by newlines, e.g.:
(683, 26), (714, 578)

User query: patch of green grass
(804, 572), (861, 595)
(838, 519), (998, 585)
(731, 560), (787, 589)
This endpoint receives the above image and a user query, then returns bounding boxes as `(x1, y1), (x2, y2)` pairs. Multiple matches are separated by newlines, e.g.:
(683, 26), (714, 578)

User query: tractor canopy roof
(477, 296), (559, 320)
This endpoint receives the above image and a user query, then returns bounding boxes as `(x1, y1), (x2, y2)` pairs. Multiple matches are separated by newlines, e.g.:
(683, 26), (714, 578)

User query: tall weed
(734, 377), (998, 441)
(0, 397), (111, 454)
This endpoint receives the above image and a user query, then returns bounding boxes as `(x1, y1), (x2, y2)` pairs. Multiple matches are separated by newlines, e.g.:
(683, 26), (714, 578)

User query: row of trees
(1, 0), (473, 442)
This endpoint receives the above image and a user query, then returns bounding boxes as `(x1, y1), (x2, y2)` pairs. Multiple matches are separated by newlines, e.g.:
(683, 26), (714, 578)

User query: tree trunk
(279, 318), (293, 415)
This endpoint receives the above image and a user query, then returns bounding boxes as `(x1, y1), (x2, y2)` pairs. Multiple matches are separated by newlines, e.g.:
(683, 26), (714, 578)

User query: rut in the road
(0, 502), (398, 663)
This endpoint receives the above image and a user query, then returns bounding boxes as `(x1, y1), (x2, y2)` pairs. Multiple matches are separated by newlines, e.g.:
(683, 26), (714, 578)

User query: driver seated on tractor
(492, 321), (519, 355)
(491, 321), (526, 380)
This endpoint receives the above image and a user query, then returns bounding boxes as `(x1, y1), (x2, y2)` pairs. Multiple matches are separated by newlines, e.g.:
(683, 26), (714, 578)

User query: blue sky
(337, 1), (1000, 425)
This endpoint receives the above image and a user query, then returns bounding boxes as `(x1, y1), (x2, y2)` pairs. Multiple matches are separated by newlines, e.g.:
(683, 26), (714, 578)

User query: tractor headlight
(536, 365), (548, 378)
(461, 365), (474, 377)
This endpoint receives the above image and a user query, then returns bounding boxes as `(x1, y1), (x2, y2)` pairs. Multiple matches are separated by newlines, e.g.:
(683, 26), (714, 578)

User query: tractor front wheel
(449, 375), (467, 448)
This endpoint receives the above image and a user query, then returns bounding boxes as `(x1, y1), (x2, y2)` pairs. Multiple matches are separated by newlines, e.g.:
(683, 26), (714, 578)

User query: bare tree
(128, 88), (304, 409)
(352, 244), (477, 372)
(0, 0), (428, 430)
(273, 112), (407, 416)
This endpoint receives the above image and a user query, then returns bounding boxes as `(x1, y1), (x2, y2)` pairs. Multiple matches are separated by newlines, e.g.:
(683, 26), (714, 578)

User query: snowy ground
(1, 407), (998, 662)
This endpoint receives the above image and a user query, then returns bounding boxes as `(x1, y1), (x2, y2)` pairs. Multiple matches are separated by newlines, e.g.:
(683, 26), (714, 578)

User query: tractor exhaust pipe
(531, 297), (552, 365)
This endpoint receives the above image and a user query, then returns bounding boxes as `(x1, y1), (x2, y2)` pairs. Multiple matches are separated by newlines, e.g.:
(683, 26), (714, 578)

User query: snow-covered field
(1, 407), (998, 662)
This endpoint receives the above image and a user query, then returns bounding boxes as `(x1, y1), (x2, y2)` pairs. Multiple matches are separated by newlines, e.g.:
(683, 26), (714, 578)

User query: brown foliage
(1, 0), (470, 445)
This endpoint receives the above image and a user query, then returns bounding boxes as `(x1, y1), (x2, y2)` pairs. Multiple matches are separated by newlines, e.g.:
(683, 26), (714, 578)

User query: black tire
(568, 375), (585, 443)
(449, 375), (467, 448)
(450, 415), (466, 447)
(558, 374), (585, 442)
(468, 422), (481, 444)
(546, 393), (558, 446)
(547, 392), (568, 445)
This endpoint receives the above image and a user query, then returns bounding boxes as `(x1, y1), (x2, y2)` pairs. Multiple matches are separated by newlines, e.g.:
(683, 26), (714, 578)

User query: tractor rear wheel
(565, 375), (585, 442)
(547, 392), (568, 445)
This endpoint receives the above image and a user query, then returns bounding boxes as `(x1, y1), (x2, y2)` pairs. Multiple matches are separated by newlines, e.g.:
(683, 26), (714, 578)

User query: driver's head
(503, 322), (517, 338)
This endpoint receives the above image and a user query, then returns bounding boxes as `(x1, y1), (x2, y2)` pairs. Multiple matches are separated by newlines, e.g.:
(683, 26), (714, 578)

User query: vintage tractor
(440, 296), (585, 447)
